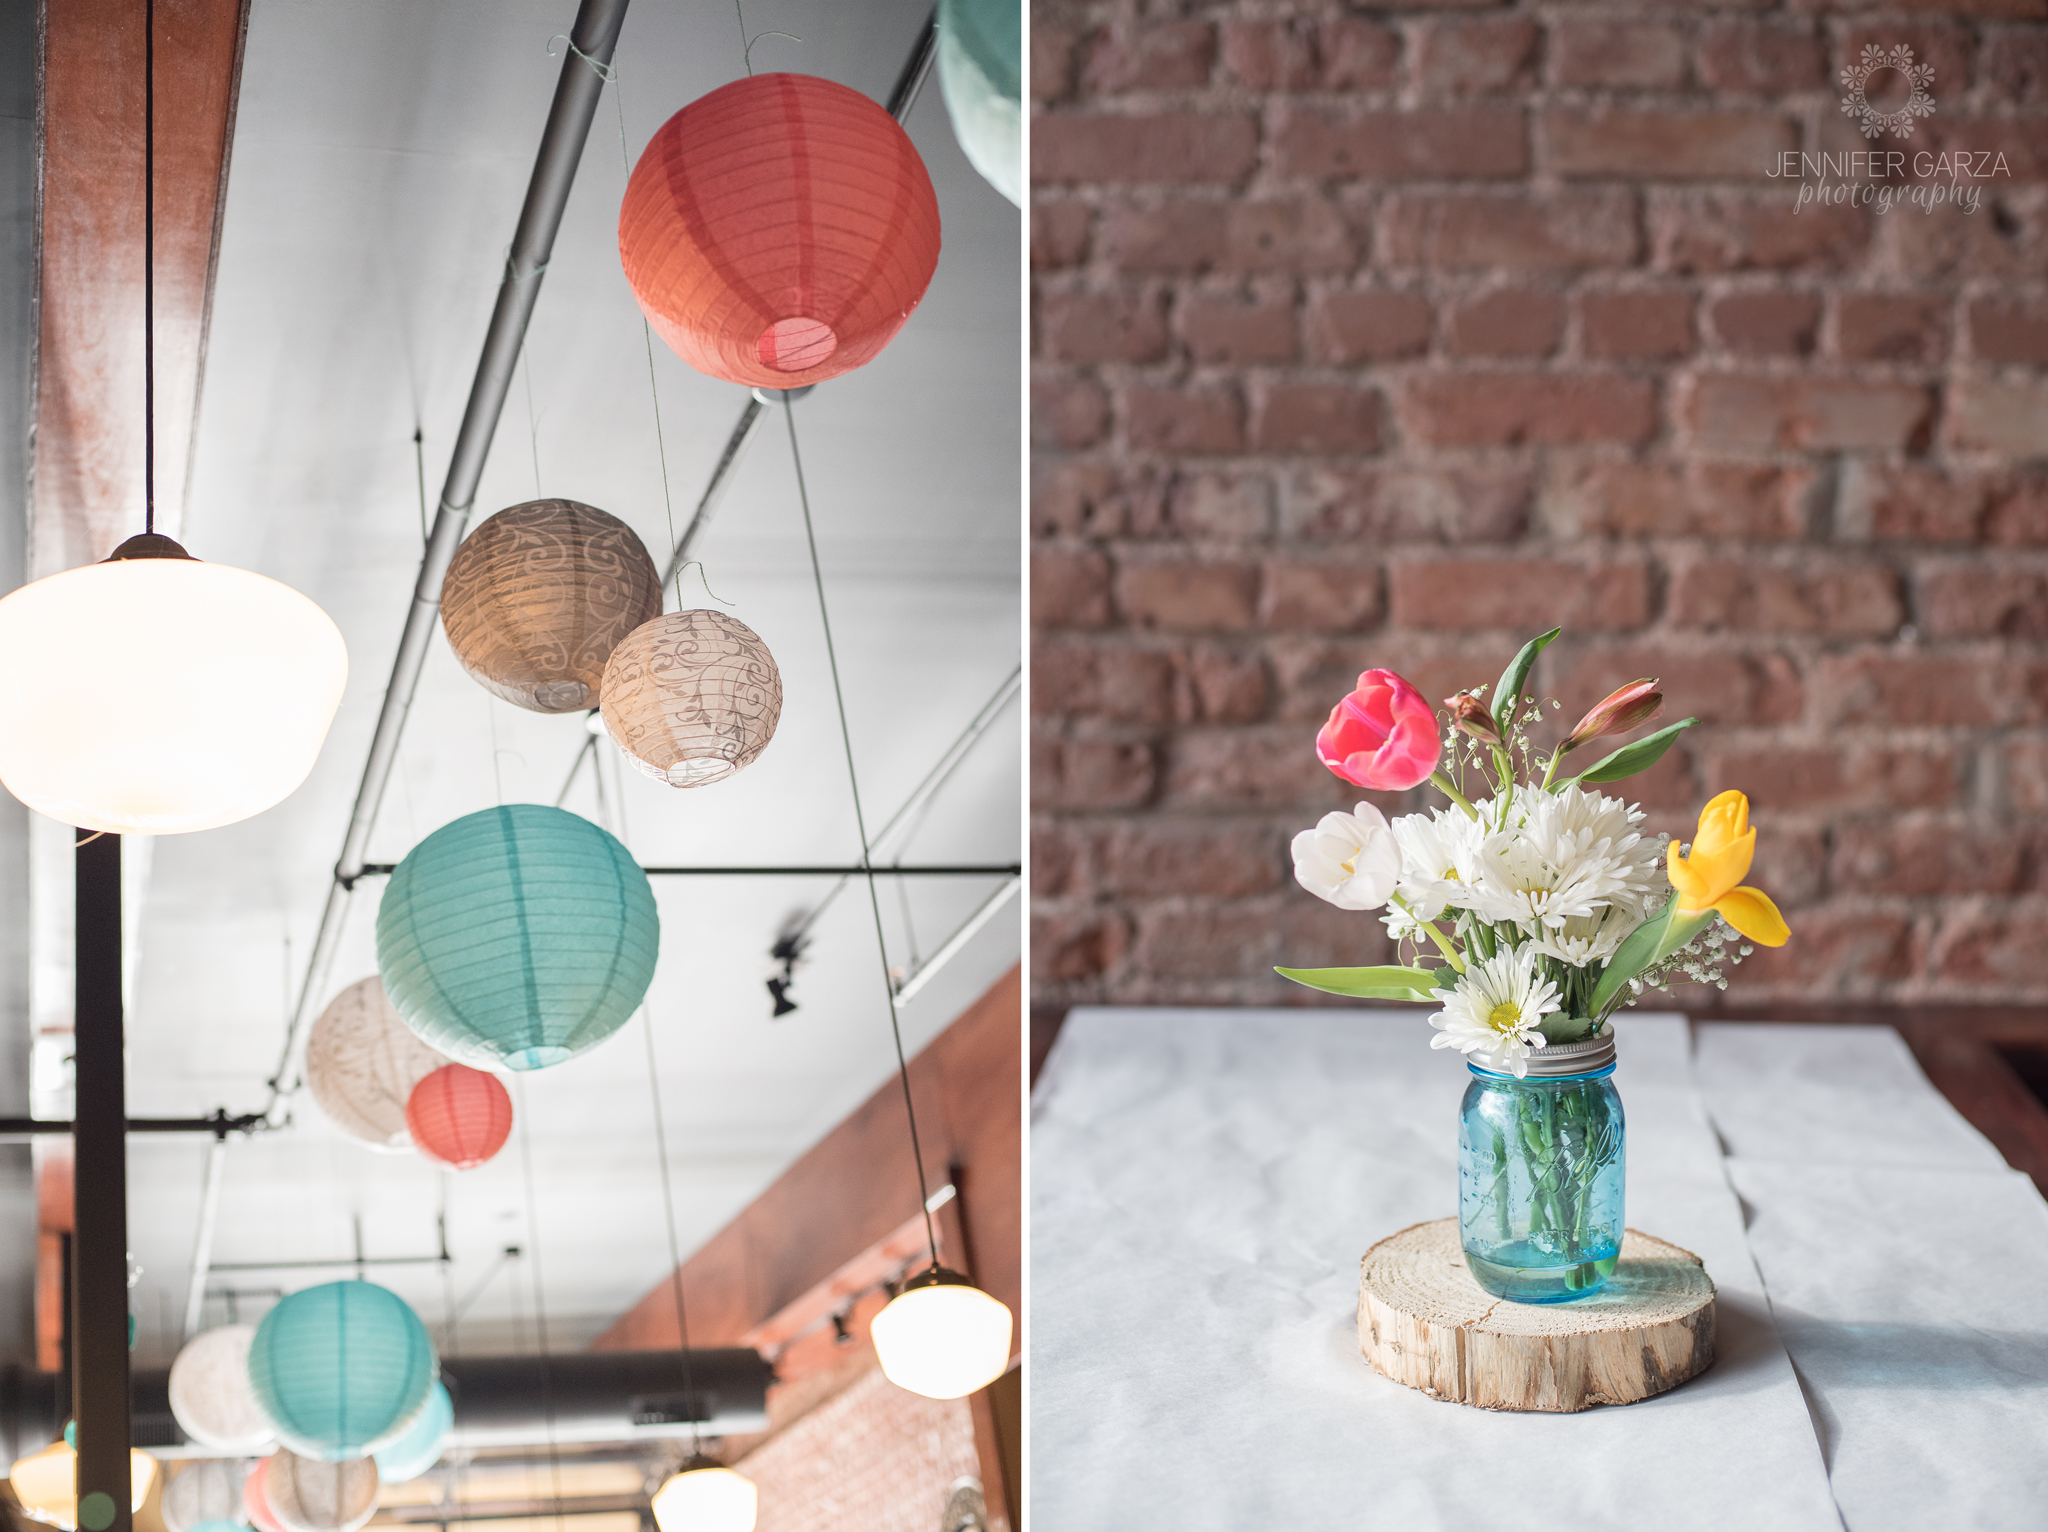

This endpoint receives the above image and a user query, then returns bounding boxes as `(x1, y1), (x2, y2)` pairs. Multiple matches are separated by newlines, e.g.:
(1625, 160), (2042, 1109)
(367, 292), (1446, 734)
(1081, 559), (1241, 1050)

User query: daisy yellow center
(1487, 1001), (1522, 1032)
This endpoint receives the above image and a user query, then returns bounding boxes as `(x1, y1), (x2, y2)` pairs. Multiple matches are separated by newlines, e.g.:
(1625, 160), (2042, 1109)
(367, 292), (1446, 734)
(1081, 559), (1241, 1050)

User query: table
(1030, 1009), (2048, 1531)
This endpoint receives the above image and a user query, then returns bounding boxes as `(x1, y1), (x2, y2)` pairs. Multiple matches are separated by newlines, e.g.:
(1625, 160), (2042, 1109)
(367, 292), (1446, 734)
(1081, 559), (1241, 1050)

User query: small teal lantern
(938, 0), (1021, 205)
(376, 804), (659, 1070)
(247, 1281), (437, 1461)
(372, 1380), (453, 1484)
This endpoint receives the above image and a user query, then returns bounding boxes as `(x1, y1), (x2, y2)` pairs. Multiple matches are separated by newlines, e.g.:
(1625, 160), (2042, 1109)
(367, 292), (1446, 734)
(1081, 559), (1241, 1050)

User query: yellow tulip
(1668, 790), (1789, 947)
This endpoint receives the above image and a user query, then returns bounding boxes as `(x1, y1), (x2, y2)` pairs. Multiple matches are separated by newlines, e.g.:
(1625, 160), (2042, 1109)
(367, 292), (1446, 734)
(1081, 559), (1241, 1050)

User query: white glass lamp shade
(168, 1324), (275, 1453)
(650, 1460), (758, 1532)
(305, 977), (452, 1151)
(598, 609), (782, 788)
(262, 1451), (379, 1532)
(162, 1458), (250, 1532)
(870, 1268), (1014, 1400)
(0, 537), (347, 834)
(8, 1441), (157, 1528)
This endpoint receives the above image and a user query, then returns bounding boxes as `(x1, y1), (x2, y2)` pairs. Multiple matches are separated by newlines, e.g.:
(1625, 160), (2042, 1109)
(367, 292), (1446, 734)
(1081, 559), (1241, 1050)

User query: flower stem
(1392, 894), (1466, 973)
(1540, 745), (1567, 792)
(1430, 770), (1480, 821)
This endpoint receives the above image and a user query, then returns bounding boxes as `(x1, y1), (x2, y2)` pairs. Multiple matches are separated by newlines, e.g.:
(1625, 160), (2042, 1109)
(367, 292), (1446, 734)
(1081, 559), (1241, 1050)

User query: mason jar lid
(1514, 1023), (1616, 1078)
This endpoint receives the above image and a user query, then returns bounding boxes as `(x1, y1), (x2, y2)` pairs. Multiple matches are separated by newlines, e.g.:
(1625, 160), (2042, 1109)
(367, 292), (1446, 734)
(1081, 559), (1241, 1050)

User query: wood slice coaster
(1358, 1218), (1716, 1413)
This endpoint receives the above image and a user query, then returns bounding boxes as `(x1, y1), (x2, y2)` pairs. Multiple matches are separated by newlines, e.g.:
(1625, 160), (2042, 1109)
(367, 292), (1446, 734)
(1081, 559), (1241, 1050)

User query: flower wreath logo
(1840, 43), (1936, 140)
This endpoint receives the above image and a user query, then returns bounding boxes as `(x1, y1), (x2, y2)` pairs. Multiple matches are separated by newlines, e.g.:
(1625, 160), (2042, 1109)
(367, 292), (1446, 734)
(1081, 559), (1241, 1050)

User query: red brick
(1545, 644), (1804, 727)
(1032, 907), (1132, 981)
(1816, 652), (2038, 728)
(1544, 109), (1797, 180)
(1031, 376), (1108, 449)
(1251, 383), (1383, 454)
(1446, 288), (1564, 358)
(1220, 198), (1361, 274)
(1680, 375), (1934, 452)
(1400, 373), (1658, 447)
(1667, 558), (1903, 637)
(1032, 545), (1112, 628)
(1115, 558), (1261, 631)
(1946, 379), (2048, 457)
(1983, 27), (2048, 100)
(1130, 901), (1288, 983)
(1595, 743), (1698, 811)
(1578, 289), (1695, 360)
(1091, 823), (1282, 899)
(1163, 727), (1347, 809)
(1837, 463), (1988, 543)
(1705, 746), (1962, 813)
(1031, 461), (1169, 540)
(1708, 291), (1821, 357)
(1988, 481), (2048, 546)
(1167, 473), (1274, 540)
(1096, 200), (1226, 274)
(1381, 190), (1640, 271)
(1305, 289), (1434, 364)
(1176, 290), (1298, 364)
(1030, 201), (1090, 270)
(1697, 21), (1827, 94)
(1122, 385), (1245, 456)
(1269, 636), (1521, 731)
(1273, 894), (1402, 978)
(1269, 107), (1527, 181)
(1031, 736), (1159, 810)
(1283, 465), (1532, 544)
(1544, 460), (1812, 540)
(1837, 291), (1950, 363)
(1031, 640), (1176, 723)
(1081, 22), (1216, 92)
(1390, 556), (1653, 632)
(1548, 19), (1688, 89)
(1219, 19), (1318, 91)
(1967, 296), (2048, 364)
(1321, 19), (1404, 89)
(1174, 646), (1270, 724)
(1917, 566), (2048, 641)
(1733, 906), (1915, 996)
(1037, 288), (1170, 364)
(1032, 27), (1078, 104)
(1031, 819), (1082, 898)
(2010, 740), (2048, 814)
(1261, 559), (1384, 631)
(1931, 910), (2048, 991)
(1032, 114), (1259, 186)
(1879, 187), (2048, 284)
(1652, 195), (1869, 274)
(1413, 18), (1540, 94)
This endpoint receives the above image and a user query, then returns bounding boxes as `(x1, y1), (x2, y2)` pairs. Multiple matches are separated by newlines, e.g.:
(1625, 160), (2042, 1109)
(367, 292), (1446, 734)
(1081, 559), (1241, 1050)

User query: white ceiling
(111, 0), (1019, 1365)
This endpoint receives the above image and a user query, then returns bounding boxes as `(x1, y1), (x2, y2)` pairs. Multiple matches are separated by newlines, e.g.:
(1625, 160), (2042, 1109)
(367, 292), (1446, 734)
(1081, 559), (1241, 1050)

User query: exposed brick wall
(1031, 1), (2048, 1008)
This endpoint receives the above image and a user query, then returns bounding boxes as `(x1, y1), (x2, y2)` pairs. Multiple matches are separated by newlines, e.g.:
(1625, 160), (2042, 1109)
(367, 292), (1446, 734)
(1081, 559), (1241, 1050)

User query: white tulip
(1291, 803), (1403, 911)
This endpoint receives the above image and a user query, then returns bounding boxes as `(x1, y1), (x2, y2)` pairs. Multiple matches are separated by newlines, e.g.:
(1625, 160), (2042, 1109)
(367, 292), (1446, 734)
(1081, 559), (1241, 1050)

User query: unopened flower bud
(1445, 691), (1505, 751)
(1560, 678), (1662, 754)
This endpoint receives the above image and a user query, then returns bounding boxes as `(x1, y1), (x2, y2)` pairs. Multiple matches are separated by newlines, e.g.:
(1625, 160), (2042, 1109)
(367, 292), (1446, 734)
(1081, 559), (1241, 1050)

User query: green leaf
(1571, 718), (1697, 785)
(1585, 893), (1715, 1018)
(1274, 965), (1441, 1001)
(1491, 627), (1562, 732)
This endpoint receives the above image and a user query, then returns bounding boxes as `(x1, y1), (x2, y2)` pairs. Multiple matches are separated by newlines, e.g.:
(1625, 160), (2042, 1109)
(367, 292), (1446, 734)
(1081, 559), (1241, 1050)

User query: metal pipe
(353, 861), (1019, 878)
(0, 1113), (267, 1143)
(179, 1138), (228, 1343)
(891, 877), (1020, 1009)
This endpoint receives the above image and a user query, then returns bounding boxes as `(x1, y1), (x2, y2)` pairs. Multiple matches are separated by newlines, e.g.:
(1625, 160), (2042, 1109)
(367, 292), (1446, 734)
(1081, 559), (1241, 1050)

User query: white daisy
(1383, 805), (1487, 936)
(1525, 902), (1639, 968)
(1291, 803), (1402, 911)
(1428, 946), (1562, 1078)
(1453, 785), (1665, 933)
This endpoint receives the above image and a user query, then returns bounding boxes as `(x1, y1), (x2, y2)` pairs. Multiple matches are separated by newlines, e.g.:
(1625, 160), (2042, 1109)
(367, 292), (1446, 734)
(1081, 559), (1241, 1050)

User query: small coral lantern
(405, 1065), (514, 1171)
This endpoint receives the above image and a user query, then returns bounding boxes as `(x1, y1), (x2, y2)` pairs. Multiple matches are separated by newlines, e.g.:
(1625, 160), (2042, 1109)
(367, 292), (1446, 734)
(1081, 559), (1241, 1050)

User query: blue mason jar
(1457, 1028), (1625, 1304)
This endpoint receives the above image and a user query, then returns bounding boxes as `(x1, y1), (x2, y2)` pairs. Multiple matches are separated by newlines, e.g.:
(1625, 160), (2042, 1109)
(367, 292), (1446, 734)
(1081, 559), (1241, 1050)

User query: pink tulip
(1316, 670), (1442, 791)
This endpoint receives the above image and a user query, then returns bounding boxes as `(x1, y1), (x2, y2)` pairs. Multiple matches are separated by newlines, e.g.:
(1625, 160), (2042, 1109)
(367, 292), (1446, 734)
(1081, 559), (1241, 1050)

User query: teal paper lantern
(375, 804), (659, 1070)
(371, 1381), (451, 1485)
(938, 0), (1020, 205)
(247, 1282), (436, 1462)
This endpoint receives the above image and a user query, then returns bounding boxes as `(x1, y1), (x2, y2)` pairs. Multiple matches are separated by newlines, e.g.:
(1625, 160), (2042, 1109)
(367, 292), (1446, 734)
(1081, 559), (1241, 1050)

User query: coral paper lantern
(246, 1281), (436, 1461)
(599, 610), (782, 788)
(439, 501), (663, 714)
(937, 0), (1021, 205)
(262, 1452), (378, 1532)
(376, 805), (659, 1070)
(0, 535), (347, 834)
(162, 1459), (250, 1532)
(406, 1066), (513, 1170)
(619, 72), (941, 388)
(305, 978), (452, 1153)
(370, 1382), (452, 1486)
(244, 1461), (284, 1532)
(169, 1324), (276, 1453)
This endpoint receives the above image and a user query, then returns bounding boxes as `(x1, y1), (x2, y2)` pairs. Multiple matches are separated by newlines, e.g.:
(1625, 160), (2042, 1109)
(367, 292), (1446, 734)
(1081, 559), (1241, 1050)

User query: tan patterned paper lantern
(163, 1458), (252, 1532)
(169, 1324), (276, 1454)
(306, 978), (451, 1152)
(262, 1451), (379, 1532)
(599, 609), (782, 787)
(440, 500), (663, 713)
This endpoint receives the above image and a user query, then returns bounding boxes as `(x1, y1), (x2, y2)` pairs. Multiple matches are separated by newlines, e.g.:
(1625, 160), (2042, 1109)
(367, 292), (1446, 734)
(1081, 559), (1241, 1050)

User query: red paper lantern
(619, 72), (942, 389)
(405, 1064), (513, 1170)
(246, 1459), (286, 1532)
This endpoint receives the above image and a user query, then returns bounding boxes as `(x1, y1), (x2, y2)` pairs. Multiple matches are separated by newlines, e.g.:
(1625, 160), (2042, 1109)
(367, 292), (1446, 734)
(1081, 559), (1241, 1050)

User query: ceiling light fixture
(8, 1433), (157, 1529)
(650, 1458), (758, 1532)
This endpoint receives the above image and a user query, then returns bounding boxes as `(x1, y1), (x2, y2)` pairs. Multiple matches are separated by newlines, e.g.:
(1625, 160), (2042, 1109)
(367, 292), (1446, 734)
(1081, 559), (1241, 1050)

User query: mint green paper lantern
(372, 1380), (452, 1484)
(938, 0), (1021, 205)
(247, 1282), (436, 1462)
(375, 804), (659, 1070)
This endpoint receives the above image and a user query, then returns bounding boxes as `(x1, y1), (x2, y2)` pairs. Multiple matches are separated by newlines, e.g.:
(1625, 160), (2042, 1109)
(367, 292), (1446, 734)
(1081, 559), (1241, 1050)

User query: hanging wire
(780, 397), (938, 1267)
(640, 1009), (705, 1453)
(144, 0), (156, 534)
(522, 346), (544, 500)
(511, 1079), (567, 1532)
(413, 428), (429, 545)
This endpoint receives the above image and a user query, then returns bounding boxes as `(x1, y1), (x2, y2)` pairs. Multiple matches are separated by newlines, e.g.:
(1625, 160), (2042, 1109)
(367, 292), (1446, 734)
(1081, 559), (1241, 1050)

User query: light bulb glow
(870, 1271), (1014, 1400)
(0, 554), (347, 834)
(650, 1464), (757, 1532)
(8, 1441), (158, 1528)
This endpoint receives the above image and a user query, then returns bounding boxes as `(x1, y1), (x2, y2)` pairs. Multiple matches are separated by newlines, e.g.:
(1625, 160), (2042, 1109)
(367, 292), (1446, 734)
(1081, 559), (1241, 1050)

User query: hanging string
(640, 1009), (705, 1453)
(511, 1079), (568, 1532)
(781, 396), (939, 1267)
(413, 428), (429, 545)
(144, 0), (156, 534)
(522, 347), (544, 500)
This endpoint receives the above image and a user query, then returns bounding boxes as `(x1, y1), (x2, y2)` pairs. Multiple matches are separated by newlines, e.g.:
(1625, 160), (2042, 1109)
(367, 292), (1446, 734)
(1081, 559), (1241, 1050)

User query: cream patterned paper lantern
(306, 977), (452, 1152)
(169, 1325), (276, 1454)
(262, 1451), (379, 1532)
(162, 1458), (251, 1532)
(440, 500), (663, 714)
(598, 609), (782, 787)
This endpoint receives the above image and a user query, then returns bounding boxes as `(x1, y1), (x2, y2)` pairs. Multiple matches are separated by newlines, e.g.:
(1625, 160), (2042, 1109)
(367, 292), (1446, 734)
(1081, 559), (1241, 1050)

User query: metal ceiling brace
(74, 832), (129, 1532)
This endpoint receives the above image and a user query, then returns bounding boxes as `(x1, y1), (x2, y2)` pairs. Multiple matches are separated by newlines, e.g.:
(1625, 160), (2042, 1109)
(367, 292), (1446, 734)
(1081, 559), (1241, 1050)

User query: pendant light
(650, 1459), (758, 1532)
(0, 0), (346, 835)
(8, 1433), (157, 1529)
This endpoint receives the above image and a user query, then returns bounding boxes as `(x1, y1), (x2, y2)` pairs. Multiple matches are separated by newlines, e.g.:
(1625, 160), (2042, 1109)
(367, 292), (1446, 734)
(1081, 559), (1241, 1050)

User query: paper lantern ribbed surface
(306, 978), (452, 1153)
(244, 1461), (284, 1532)
(619, 72), (941, 388)
(938, 0), (1021, 205)
(169, 1324), (276, 1453)
(163, 1460), (250, 1532)
(246, 1282), (436, 1462)
(376, 805), (659, 1070)
(440, 502), (663, 714)
(599, 610), (782, 788)
(405, 1065), (513, 1170)
(263, 1452), (378, 1532)
(371, 1382), (452, 1485)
